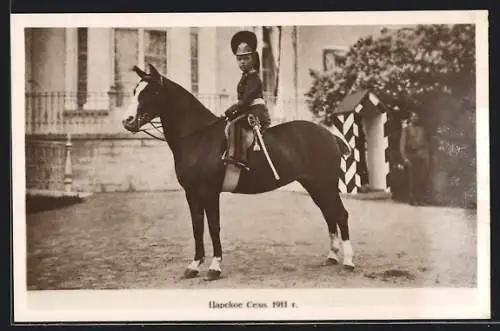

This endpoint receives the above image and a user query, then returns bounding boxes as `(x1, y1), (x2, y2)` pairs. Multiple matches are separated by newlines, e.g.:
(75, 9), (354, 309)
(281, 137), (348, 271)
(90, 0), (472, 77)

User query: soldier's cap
(231, 30), (257, 55)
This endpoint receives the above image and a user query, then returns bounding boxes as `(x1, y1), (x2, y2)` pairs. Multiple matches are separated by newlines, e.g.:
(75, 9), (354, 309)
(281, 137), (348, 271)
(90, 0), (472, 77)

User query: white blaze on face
(121, 80), (148, 128)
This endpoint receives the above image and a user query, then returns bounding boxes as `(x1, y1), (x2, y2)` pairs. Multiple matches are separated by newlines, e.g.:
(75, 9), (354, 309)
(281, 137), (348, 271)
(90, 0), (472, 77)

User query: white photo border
(12, 10), (490, 322)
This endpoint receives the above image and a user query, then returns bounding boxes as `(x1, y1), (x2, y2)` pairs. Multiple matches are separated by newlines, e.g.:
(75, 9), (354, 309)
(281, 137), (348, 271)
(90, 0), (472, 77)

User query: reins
(139, 116), (226, 142)
(138, 119), (165, 141)
(135, 74), (226, 142)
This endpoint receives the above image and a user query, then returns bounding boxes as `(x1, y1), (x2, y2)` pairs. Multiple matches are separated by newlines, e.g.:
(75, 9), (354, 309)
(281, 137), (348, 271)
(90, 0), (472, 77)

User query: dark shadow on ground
(26, 194), (84, 214)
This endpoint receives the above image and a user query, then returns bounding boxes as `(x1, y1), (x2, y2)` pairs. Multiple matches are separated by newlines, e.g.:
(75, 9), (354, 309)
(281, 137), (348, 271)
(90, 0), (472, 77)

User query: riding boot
(222, 122), (250, 171)
(233, 127), (251, 171)
(239, 141), (250, 171)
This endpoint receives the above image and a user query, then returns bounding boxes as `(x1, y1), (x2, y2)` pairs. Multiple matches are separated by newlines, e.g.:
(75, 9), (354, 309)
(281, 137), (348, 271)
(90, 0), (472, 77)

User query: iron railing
(196, 92), (312, 123)
(25, 91), (312, 135)
(25, 91), (117, 135)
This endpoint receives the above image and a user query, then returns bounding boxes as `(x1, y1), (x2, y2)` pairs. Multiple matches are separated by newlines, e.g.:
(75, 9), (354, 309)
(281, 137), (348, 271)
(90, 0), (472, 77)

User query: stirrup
(222, 157), (251, 171)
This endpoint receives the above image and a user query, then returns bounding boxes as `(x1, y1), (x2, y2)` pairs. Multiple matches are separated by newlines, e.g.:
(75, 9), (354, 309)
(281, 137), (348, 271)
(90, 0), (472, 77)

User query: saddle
(222, 114), (261, 169)
(221, 113), (279, 191)
(221, 114), (262, 192)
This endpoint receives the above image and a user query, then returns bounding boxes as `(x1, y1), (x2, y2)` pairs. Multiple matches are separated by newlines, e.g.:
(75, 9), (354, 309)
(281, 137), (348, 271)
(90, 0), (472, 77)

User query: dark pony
(122, 64), (355, 280)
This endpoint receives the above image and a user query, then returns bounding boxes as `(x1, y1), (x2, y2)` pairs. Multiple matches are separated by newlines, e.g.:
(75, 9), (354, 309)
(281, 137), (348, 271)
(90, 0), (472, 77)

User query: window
(190, 28), (199, 95)
(76, 28), (88, 108)
(144, 30), (167, 75)
(323, 48), (347, 72)
(114, 28), (167, 106)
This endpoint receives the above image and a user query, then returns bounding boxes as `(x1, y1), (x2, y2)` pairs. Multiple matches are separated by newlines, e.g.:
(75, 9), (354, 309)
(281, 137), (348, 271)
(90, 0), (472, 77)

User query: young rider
(223, 30), (271, 171)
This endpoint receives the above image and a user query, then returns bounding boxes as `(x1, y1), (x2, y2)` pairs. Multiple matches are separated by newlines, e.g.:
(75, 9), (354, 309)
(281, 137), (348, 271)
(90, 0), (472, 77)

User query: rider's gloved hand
(224, 105), (239, 120)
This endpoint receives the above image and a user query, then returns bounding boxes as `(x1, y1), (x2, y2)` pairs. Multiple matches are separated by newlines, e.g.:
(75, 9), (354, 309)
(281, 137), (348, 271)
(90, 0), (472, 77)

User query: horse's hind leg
(300, 180), (355, 270)
(332, 192), (355, 270)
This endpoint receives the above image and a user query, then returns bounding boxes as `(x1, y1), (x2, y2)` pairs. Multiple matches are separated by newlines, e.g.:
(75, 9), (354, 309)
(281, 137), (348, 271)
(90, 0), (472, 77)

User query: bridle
(133, 75), (227, 142)
(138, 117), (165, 141)
(136, 110), (227, 143)
(132, 76), (169, 141)
(138, 116), (227, 142)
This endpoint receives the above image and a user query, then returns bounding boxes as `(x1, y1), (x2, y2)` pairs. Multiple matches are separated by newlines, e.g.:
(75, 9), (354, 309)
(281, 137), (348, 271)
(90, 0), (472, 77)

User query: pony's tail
(320, 122), (352, 158)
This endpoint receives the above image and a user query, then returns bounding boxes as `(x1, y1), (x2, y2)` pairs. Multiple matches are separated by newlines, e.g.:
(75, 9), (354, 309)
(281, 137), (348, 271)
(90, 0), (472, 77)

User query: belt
(250, 98), (265, 106)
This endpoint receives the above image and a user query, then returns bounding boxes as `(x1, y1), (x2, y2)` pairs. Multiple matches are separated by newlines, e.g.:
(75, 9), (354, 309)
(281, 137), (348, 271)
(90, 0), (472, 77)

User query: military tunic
(232, 70), (271, 129)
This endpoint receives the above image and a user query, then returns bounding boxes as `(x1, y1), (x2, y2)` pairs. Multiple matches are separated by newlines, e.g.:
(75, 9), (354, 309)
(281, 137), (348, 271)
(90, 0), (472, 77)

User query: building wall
(87, 28), (113, 93)
(25, 29), (32, 92)
(25, 26), (394, 121)
(167, 27), (191, 90)
(26, 26), (411, 107)
(297, 26), (383, 99)
(198, 27), (217, 95)
(70, 137), (181, 192)
(215, 27), (244, 96)
(273, 26), (303, 122)
(296, 25), (415, 98)
(209, 26), (395, 122)
(26, 25), (401, 194)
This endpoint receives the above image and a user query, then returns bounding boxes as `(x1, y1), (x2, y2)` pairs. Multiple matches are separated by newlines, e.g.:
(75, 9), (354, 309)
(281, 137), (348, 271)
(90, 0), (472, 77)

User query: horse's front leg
(203, 192), (223, 281)
(183, 190), (205, 279)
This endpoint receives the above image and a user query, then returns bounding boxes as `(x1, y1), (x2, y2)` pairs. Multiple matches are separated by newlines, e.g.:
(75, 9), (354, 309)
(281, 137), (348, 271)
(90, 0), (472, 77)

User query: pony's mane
(162, 75), (217, 119)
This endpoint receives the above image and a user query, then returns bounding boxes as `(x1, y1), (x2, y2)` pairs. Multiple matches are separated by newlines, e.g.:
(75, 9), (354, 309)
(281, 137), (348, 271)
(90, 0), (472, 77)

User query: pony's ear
(132, 65), (147, 79)
(148, 64), (161, 82)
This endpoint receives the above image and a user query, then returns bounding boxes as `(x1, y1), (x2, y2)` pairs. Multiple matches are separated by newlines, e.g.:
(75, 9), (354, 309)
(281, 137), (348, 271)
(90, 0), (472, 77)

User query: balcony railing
(196, 92), (312, 123)
(25, 90), (312, 136)
(25, 91), (116, 135)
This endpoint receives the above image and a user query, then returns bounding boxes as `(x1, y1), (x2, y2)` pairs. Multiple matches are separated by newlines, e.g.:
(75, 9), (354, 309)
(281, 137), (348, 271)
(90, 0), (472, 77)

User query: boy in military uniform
(222, 30), (271, 171)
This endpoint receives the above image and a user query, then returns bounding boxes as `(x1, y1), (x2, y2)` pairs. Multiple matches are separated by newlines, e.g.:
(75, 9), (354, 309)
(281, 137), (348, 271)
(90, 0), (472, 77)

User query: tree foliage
(305, 24), (475, 124)
(305, 24), (476, 206)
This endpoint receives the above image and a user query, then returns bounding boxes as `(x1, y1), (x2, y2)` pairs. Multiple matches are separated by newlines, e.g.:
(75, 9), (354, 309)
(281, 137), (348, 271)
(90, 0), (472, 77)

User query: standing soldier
(400, 111), (430, 205)
(222, 30), (271, 171)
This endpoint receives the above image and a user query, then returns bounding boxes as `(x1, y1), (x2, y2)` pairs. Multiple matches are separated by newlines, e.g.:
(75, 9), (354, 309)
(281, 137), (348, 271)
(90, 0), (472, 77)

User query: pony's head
(122, 64), (166, 133)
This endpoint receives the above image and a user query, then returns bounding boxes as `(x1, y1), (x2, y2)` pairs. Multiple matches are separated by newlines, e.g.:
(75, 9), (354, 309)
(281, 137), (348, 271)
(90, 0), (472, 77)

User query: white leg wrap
(187, 259), (202, 271)
(327, 249), (339, 262)
(329, 232), (341, 253)
(208, 257), (222, 272)
(342, 240), (355, 267)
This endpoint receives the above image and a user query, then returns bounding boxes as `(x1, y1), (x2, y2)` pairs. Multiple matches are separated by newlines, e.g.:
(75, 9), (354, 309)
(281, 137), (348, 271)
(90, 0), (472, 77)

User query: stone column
(198, 27), (219, 112)
(85, 28), (112, 110)
(64, 28), (78, 110)
(274, 26), (294, 124)
(25, 28), (33, 134)
(167, 27), (191, 90)
(292, 26), (299, 118)
(253, 26), (264, 77)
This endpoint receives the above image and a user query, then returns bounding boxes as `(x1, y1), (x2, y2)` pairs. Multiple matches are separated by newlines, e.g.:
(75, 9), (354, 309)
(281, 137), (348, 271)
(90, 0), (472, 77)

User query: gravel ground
(26, 190), (477, 290)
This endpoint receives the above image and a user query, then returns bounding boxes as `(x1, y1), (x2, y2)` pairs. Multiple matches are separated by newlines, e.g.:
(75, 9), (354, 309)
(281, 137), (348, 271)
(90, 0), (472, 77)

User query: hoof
(182, 268), (199, 279)
(326, 257), (339, 265)
(204, 269), (221, 281)
(343, 264), (355, 272)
